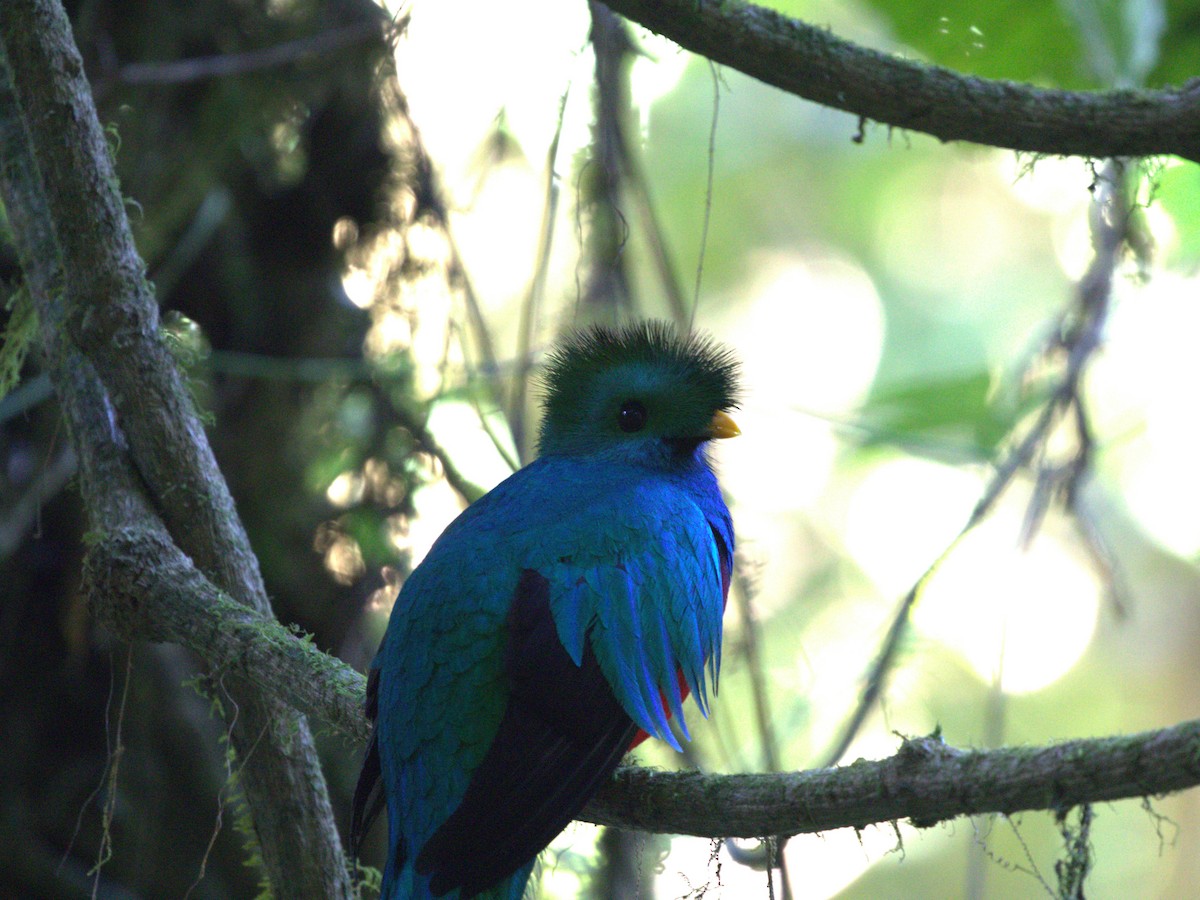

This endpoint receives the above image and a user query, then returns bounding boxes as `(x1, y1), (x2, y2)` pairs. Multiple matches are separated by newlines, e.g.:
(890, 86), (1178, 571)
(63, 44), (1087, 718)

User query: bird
(351, 321), (740, 899)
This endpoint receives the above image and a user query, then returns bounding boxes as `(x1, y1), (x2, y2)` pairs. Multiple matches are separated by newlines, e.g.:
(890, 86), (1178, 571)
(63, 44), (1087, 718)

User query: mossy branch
(590, 724), (1200, 837)
(80, 530), (1200, 840)
(600, 0), (1200, 162)
(5, 0), (1200, 874)
(0, 1), (355, 895)
(86, 527), (371, 747)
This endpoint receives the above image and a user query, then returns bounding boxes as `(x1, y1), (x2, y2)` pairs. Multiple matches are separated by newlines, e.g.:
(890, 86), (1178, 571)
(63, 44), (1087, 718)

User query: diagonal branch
(600, 0), (1200, 162)
(0, 1), (353, 895)
(112, 20), (385, 87)
(818, 161), (1133, 768)
(86, 527), (370, 747)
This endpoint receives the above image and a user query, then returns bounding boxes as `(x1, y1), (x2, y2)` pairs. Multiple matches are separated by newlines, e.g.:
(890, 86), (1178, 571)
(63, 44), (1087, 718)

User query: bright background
(348, 1), (1200, 897)
(4, 0), (1200, 897)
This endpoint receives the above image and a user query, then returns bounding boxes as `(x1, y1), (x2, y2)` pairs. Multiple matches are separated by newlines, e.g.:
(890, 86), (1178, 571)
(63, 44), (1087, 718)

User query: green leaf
(1148, 0), (1200, 87)
(859, 370), (1028, 460)
(1153, 162), (1200, 266)
(862, 0), (1179, 88)
(859, 0), (1095, 88)
(0, 288), (37, 403)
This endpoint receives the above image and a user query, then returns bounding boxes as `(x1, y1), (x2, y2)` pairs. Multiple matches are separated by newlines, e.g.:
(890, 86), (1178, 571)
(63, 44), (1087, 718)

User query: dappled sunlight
(714, 253), (885, 631)
(718, 252), (883, 580)
(340, 264), (375, 309)
(383, 0), (689, 197)
(326, 459), (408, 510)
(844, 456), (985, 598)
(364, 305), (415, 359)
(1090, 272), (1200, 557)
(655, 835), (780, 897)
(539, 823), (602, 899)
(780, 820), (914, 900)
(398, 476), (468, 570)
(791, 592), (926, 756)
(425, 399), (518, 488)
(726, 252), (885, 413)
(325, 469), (365, 507)
(364, 568), (406, 618)
(915, 506), (1102, 694)
(630, 33), (691, 134)
(451, 163), (547, 306)
(843, 454), (1102, 696)
(385, 0), (592, 184)
(1120, 424), (1200, 558)
(654, 816), (921, 900)
(718, 414), (837, 514)
(1005, 155), (1094, 215)
(874, 157), (1046, 319)
(314, 522), (366, 586)
(1054, 205), (1099, 282)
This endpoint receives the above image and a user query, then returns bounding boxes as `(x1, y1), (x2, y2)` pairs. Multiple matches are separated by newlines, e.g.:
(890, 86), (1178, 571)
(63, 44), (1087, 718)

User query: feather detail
(415, 570), (636, 897)
(542, 478), (727, 749)
(355, 320), (739, 900)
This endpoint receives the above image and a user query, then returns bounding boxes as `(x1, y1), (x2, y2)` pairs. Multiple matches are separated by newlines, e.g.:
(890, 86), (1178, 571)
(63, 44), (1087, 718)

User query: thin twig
(725, 566), (793, 896)
(375, 383), (486, 505)
(582, 0), (637, 323)
(386, 84), (511, 458)
(820, 161), (1132, 767)
(90, 648), (133, 899)
(689, 59), (721, 332)
(0, 443), (76, 556)
(510, 87), (572, 460)
(114, 20), (386, 87)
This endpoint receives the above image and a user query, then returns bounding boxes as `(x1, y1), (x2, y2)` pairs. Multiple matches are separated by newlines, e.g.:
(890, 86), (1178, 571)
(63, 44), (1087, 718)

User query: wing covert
(539, 483), (728, 749)
(414, 569), (637, 897)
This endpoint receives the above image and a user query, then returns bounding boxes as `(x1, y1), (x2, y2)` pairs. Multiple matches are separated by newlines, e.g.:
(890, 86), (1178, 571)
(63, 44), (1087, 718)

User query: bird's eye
(618, 400), (648, 433)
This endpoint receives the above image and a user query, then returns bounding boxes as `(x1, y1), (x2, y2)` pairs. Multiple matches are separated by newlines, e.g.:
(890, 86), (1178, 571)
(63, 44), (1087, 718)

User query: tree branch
(112, 20), (385, 87)
(0, 1), (352, 895)
(76, 528), (1200, 843)
(7, 0), (1200, 876)
(588, 721), (1200, 837)
(600, 0), (1200, 163)
(86, 526), (371, 747)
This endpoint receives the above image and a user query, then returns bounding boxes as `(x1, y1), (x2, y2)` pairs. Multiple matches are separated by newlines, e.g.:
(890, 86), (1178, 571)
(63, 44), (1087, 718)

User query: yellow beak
(707, 409), (741, 440)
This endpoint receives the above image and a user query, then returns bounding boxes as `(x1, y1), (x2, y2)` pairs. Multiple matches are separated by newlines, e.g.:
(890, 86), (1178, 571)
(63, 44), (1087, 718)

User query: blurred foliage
(1, 0), (411, 895)
(1150, 0), (1200, 85)
(1153, 161), (1200, 266)
(860, 0), (1093, 86)
(860, 0), (1200, 87)
(2, 0), (1200, 898)
(859, 370), (1030, 461)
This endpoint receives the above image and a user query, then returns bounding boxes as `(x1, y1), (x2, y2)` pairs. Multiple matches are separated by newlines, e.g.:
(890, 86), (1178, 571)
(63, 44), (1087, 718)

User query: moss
(0, 285), (36, 401)
(353, 861), (382, 899)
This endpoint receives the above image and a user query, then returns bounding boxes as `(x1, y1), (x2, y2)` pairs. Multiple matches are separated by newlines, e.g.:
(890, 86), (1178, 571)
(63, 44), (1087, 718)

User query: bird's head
(537, 321), (740, 468)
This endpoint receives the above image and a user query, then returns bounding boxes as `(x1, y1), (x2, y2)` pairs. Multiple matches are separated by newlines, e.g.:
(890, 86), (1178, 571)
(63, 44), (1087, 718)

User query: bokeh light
(1091, 272), (1200, 558)
(347, 5), (1200, 897)
(915, 506), (1102, 694)
(844, 456), (985, 597)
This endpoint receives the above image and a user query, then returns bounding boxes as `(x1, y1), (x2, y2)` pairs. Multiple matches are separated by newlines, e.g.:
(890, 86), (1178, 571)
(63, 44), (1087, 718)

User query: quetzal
(351, 321), (739, 899)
